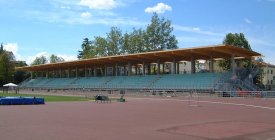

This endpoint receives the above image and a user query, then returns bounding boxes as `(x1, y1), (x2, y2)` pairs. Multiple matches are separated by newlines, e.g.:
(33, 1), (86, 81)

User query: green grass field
(0, 93), (91, 102)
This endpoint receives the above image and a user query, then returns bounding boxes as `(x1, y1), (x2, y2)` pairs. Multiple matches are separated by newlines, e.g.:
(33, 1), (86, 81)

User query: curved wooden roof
(16, 45), (261, 71)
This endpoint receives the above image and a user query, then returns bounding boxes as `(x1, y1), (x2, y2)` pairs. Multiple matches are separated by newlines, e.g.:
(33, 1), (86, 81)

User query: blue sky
(0, 0), (274, 64)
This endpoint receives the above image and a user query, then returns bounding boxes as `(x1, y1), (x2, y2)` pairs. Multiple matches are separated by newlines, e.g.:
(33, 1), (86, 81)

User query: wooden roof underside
(16, 45), (261, 71)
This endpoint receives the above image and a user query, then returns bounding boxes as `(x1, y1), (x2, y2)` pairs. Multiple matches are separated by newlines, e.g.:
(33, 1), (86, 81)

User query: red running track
(1, 97), (275, 140)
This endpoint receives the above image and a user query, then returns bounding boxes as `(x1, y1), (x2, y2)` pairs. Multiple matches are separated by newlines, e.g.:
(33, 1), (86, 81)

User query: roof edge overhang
(16, 44), (261, 71)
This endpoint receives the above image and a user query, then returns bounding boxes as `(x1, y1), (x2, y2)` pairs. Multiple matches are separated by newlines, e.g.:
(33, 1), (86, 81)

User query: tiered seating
(151, 73), (222, 90)
(105, 75), (157, 89)
(20, 78), (75, 89)
(20, 79), (38, 87)
(73, 77), (112, 89)
(20, 73), (222, 91)
(21, 78), (52, 88)
(44, 78), (76, 89)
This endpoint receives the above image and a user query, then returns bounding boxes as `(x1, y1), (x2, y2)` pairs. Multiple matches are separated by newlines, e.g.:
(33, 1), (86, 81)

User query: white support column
(143, 62), (146, 75)
(31, 72), (33, 79)
(231, 54), (236, 74)
(210, 56), (214, 73)
(105, 65), (107, 76)
(157, 60), (160, 75)
(124, 65), (126, 76)
(115, 64), (118, 76)
(148, 64), (151, 75)
(162, 63), (165, 74)
(173, 59), (176, 74)
(191, 57), (196, 74)
(85, 67), (87, 77)
(59, 69), (62, 78)
(94, 68), (97, 77)
(67, 69), (70, 78)
(113, 66), (115, 76)
(103, 67), (105, 76)
(135, 66), (138, 75)
(248, 57), (253, 70)
(177, 62), (180, 74)
(76, 67), (78, 78)
(128, 62), (132, 76)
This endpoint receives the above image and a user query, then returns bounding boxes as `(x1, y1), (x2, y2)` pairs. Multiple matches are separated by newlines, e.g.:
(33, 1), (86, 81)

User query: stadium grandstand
(17, 45), (261, 96)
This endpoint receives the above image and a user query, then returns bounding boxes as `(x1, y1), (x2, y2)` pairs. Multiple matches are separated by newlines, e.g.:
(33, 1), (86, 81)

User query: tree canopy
(78, 13), (178, 59)
(50, 54), (65, 63)
(0, 43), (15, 85)
(145, 13), (178, 51)
(223, 33), (252, 51)
(31, 56), (47, 66)
(219, 33), (252, 70)
(14, 61), (28, 84)
(77, 38), (93, 59)
(31, 54), (65, 65)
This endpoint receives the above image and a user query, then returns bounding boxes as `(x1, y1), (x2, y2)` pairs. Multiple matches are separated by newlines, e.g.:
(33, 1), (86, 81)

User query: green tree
(128, 28), (146, 53)
(78, 13), (178, 58)
(106, 27), (123, 55)
(0, 43), (4, 53)
(219, 33), (252, 70)
(14, 61), (29, 84)
(31, 56), (47, 65)
(50, 54), (65, 63)
(223, 33), (251, 50)
(145, 13), (178, 51)
(30, 56), (47, 78)
(78, 38), (92, 59)
(122, 33), (130, 54)
(94, 36), (108, 56)
(0, 44), (15, 85)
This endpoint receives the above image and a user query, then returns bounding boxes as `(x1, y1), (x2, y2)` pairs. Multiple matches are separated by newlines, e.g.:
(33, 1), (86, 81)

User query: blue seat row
(20, 73), (222, 90)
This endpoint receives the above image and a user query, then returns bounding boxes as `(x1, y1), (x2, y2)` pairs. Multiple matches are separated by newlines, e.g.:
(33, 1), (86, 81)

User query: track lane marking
(130, 97), (275, 111)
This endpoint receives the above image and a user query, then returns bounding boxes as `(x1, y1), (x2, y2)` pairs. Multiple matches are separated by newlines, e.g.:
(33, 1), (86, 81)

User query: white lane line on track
(130, 97), (275, 111)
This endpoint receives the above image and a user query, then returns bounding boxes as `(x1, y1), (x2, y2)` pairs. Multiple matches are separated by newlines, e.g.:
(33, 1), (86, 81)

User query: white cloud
(245, 18), (252, 24)
(2, 43), (24, 60)
(55, 54), (77, 62)
(23, 0), (143, 27)
(173, 24), (224, 36)
(145, 3), (172, 14)
(25, 52), (77, 65)
(79, 0), (117, 10)
(177, 35), (223, 48)
(60, 6), (71, 9)
(3, 43), (18, 54)
(26, 10), (146, 26)
(75, 16), (146, 26)
(192, 27), (200, 31)
(26, 52), (49, 65)
(81, 12), (91, 18)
